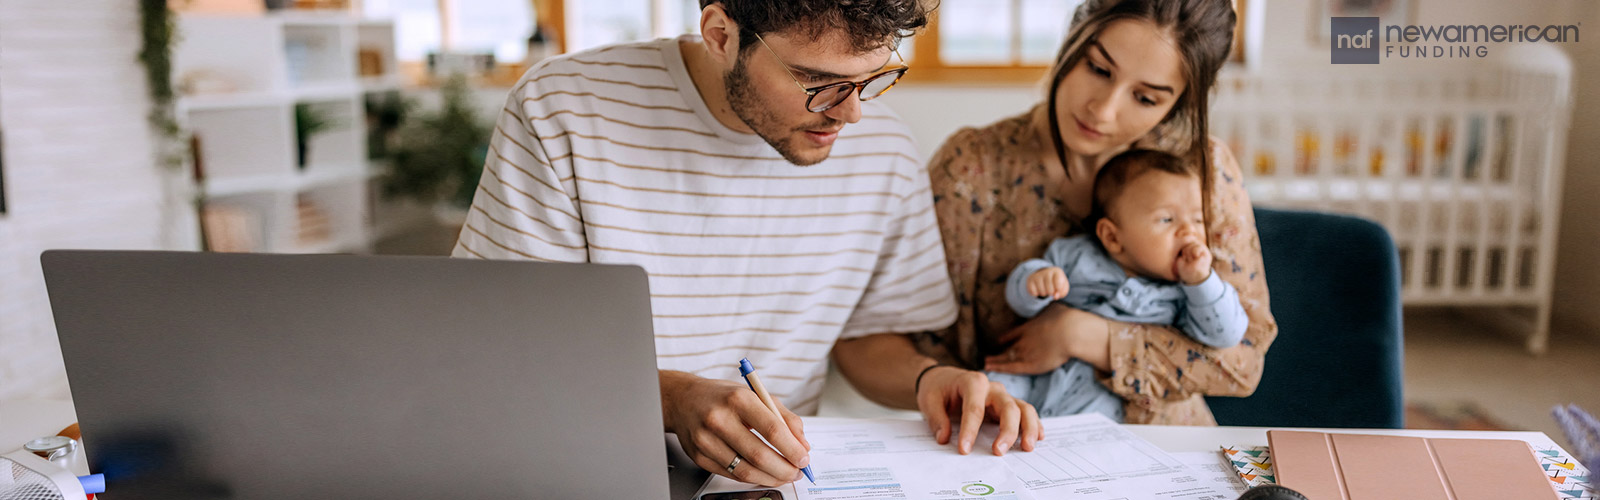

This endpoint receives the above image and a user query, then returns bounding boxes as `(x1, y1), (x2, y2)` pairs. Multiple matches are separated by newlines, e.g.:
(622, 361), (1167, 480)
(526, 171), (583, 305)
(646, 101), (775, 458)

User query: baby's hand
(1176, 242), (1213, 285)
(1027, 267), (1069, 300)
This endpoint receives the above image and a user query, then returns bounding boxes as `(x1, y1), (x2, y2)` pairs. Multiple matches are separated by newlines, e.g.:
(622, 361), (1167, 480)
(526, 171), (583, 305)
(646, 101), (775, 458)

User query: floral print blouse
(916, 105), (1279, 425)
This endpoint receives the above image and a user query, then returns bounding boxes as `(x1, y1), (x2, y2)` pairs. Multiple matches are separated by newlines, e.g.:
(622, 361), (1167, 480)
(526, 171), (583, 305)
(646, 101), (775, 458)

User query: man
(453, 0), (1042, 487)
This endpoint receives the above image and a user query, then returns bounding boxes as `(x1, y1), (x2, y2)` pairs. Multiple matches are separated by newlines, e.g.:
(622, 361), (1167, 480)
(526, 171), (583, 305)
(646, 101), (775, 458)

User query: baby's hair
(1084, 149), (1198, 230)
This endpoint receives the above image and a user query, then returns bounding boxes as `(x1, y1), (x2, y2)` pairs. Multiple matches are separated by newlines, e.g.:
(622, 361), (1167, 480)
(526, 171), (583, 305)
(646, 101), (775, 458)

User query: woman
(920, 0), (1277, 425)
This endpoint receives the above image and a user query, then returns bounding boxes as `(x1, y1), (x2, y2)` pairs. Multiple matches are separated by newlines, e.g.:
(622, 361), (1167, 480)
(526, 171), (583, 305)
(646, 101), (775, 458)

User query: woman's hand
(661, 371), (811, 487)
(984, 304), (1112, 374)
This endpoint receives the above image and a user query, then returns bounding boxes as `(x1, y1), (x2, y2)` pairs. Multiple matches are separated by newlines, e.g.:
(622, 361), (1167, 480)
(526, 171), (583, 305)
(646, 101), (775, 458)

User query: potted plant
(380, 74), (490, 219)
(294, 103), (338, 169)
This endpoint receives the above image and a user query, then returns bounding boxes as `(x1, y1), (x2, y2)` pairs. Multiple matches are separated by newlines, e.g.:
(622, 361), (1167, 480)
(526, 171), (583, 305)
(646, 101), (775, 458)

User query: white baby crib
(1209, 46), (1574, 354)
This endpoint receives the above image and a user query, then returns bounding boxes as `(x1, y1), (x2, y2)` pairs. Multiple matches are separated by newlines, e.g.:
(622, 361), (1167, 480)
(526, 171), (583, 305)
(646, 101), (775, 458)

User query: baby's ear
(1096, 218), (1121, 254)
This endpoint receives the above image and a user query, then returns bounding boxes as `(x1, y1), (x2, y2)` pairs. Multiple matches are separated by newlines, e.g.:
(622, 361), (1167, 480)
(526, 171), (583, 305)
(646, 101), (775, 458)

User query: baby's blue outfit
(988, 235), (1249, 422)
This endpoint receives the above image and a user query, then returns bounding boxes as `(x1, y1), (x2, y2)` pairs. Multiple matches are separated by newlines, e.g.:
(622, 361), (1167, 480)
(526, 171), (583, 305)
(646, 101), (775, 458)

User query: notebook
(1267, 430), (1558, 500)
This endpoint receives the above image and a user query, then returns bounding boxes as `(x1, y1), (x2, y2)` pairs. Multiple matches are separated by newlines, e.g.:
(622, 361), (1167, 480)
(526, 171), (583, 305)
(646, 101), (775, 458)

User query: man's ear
(1096, 217), (1122, 255)
(699, 3), (740, 68)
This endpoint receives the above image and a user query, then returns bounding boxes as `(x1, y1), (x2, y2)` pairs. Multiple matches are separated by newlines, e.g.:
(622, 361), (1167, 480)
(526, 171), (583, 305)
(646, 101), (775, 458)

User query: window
(564, 0), (651, 53)
(563, 0), (701, 53)
(363, 0), (443, 63)
(907, 0), (1077, 82)
(380, 1), (1245, 87)
(914, 0), (1249, 82)
(366, 0), (538, 86)
(454, 0), (536, 63)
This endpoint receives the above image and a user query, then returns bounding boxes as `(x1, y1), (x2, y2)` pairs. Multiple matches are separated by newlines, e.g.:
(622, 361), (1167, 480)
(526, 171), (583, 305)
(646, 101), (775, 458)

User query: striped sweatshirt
(452, 35), (957, 413)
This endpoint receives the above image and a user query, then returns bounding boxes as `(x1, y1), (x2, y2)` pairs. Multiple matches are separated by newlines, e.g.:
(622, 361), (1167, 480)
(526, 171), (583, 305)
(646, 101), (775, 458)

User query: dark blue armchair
(1205, 208), (1405, 429)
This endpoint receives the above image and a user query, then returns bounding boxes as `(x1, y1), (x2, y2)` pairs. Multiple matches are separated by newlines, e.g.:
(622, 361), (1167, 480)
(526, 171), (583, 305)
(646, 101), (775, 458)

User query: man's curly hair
(699, 0), (933, 54)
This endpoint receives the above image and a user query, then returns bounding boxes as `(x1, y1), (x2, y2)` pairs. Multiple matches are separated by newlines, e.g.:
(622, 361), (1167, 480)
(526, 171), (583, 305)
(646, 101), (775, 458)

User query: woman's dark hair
(1044, 0), (1235, 204)
(699, 0), (932, 54)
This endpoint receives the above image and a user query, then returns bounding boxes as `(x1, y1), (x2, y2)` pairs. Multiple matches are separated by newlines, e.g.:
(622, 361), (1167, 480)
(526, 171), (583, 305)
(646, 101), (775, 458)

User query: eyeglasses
(753, 32), (909, 113)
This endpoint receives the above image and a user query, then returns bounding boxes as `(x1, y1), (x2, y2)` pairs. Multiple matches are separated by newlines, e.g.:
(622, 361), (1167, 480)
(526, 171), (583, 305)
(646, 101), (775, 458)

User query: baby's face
(1106, 170), (1206, 282)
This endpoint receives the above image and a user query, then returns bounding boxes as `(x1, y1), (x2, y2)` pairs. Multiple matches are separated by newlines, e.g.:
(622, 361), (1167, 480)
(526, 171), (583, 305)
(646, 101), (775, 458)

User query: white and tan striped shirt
(452, 35), (957, 414)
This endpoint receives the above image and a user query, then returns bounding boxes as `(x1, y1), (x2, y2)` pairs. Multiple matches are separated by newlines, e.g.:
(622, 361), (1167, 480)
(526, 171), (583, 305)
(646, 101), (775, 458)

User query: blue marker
(738, 358), (816, 484)
(79, 474), (105, 494)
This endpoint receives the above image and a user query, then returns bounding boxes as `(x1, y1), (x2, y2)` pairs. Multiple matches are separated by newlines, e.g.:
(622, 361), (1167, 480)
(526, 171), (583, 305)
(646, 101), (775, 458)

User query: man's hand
(662, 371), (810, 487)
(1026, 267), (1070, 300)
(915, 366), (1043, 456)
(1175, 242), (1213, 286)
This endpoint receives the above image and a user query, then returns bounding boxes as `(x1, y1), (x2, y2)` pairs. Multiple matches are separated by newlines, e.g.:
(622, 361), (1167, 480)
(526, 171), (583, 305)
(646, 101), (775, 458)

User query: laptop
(41, 250), (668, 499)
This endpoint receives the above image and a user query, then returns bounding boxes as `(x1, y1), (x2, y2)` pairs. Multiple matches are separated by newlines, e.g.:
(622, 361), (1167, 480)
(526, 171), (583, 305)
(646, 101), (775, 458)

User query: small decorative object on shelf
(427, 52), (495, 79)
(201, 203), (261, 253)
(364, 91), (405, 160)
(358, 47), (385, 77)
(176, 68), (240, 95)
(295, 196), (331, 246)
(293, 103), (338, 169)
(291, 0), (348, 9)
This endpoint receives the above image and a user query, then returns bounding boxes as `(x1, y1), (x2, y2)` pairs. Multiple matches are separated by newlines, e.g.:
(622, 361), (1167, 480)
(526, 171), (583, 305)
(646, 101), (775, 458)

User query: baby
(990, 149), (1248, 422)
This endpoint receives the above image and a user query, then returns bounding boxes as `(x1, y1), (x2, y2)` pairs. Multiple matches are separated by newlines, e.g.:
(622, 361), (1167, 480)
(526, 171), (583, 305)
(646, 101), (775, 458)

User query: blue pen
(738, 358), (816, 484)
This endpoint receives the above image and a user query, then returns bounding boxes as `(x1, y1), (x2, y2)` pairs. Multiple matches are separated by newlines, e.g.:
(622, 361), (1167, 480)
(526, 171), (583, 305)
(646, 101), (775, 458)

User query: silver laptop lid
(41, 251), (666, 499)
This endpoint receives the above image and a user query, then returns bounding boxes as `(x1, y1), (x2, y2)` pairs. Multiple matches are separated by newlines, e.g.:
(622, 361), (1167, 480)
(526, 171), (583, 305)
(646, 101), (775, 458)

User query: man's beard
(725, 57), (842, 166)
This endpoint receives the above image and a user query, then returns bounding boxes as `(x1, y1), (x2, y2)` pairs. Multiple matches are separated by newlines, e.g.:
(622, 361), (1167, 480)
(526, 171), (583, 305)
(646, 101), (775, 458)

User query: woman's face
(1054, 19), (1187, 158)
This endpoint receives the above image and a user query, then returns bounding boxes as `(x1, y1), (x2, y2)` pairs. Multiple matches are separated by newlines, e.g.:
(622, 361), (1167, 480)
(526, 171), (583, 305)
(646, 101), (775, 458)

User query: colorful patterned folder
(1224, 443), (1595, 499)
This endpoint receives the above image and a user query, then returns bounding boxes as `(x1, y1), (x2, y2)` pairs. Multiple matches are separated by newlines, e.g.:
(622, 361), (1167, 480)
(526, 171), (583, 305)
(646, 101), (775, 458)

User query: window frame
(395, 0), (1245, 88)
(392, 0), (562, 87)
(906, 0), (1248, 84)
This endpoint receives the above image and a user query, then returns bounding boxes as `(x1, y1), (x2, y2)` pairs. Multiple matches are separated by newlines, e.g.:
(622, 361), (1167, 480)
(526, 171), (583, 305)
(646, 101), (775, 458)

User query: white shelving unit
(173, 11), (398, 254)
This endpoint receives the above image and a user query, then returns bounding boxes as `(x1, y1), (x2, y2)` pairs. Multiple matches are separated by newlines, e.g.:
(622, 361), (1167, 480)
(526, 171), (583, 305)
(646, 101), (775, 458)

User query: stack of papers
(696, 414), (1246, 500)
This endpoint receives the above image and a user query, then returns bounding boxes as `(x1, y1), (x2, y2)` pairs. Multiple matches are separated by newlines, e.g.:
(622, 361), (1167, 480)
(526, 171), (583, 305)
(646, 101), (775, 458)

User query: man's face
(725, 31), (894, 166)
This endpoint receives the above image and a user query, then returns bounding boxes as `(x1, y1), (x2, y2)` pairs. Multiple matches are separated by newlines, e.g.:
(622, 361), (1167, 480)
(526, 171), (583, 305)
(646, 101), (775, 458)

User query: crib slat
(1470, 109), (1501, 298)
(1353, 110), (1378, 227)
(1408, 113), (1438, 297)
(1440, 108), (1475, 299)
(1379, 82), (1411, 293)
(1500, 97), (1527, 304)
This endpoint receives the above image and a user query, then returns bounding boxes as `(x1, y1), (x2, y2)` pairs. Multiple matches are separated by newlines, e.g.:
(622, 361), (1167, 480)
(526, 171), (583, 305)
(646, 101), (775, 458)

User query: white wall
(878, 83), (1042, 160)
(1551, 4), (1600, 340)
(0, 2), (187, 401)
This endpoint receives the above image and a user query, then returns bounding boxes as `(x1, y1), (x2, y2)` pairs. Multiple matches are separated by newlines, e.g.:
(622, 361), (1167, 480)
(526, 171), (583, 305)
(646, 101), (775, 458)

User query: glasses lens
(860, 70), (903, 101)
(808, 84), (854, 112)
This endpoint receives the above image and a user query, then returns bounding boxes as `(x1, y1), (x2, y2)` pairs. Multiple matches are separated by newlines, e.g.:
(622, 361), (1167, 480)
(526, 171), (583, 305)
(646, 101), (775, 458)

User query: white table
(668, 422), (1572, 500)
(1125, 423), (1563, 453)
(5, 399), (1573, 499)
